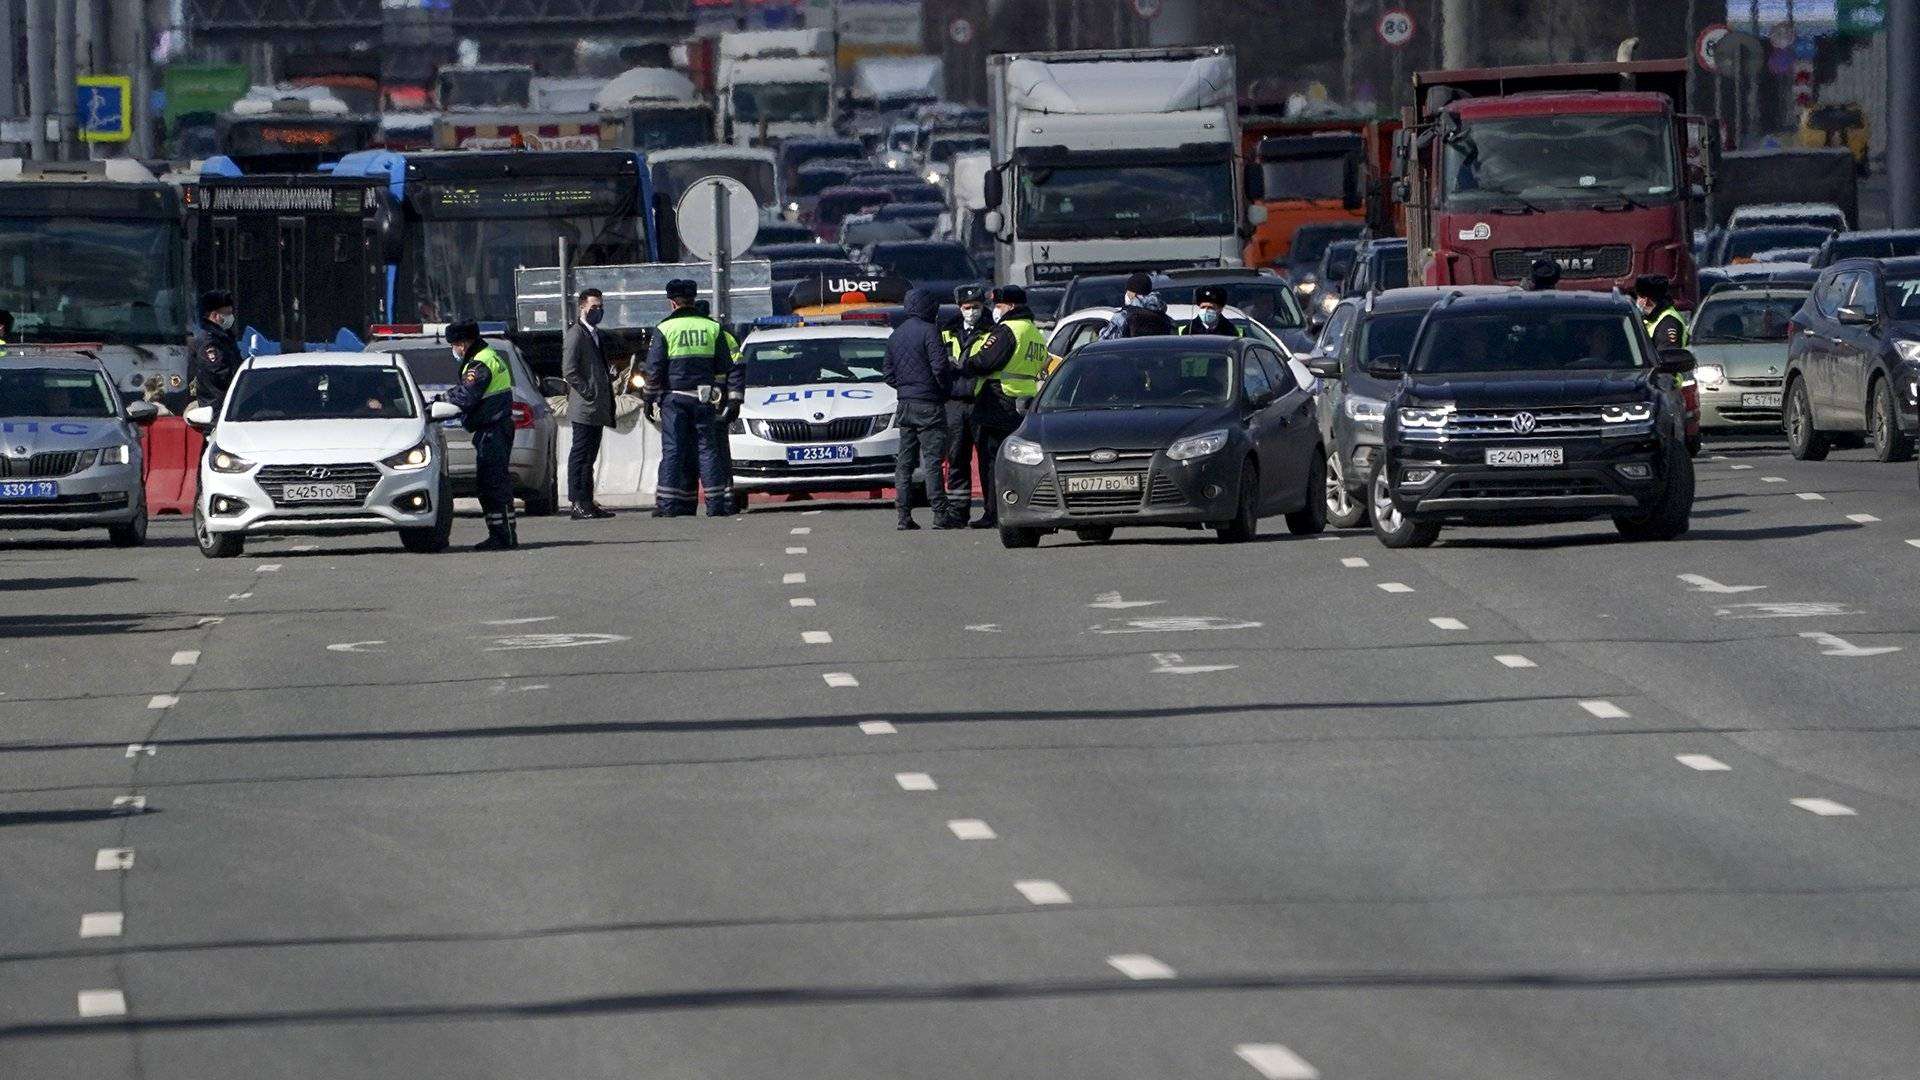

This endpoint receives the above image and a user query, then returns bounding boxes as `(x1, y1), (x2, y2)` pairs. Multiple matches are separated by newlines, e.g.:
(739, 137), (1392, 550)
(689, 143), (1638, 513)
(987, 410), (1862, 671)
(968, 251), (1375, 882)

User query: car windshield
(732, 83), (830, 125)
(624, 108), (712, 152)
(226, 365), (418, 422)
(795, 168), (855, 198)
(1358, 310), (1427, 367)
(1158, 282), (1305, 331)
(753, 222), (815, 246)
(384, 345), (514, 389)
(1259, 147), (1357, 201)
(1691, 295), (1805, 343)
(1827, 234), (1920, 261)
(0, 367), (117, 417)
(1017, 160), (1235, 239)
(0, 217), (188, 345)
(1373, 249), (1409, 289)
(1290, 223), (1365, 266)
(1413, 312), (1645, 374)
(1886, 275), (1920, 319)
(1026, 287), (1064, 322)
(743, 337), (888, 387)
(928, 136), (988, 164)
(872, 246), (976, 282)
(1442, 113), (1678, 207)
(1040, 350), (1235, 409)
(1722, 227), (1834, 262)
(1322, 243), (1357, 281)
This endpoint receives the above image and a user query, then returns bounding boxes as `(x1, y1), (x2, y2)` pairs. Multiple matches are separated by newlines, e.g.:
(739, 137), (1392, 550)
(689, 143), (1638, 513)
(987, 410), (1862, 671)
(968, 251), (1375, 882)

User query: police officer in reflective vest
(955, 285), (1048, 529)
(1635, 274), (1689, 350)
(644, 279), (742, 517)
(940, 284), (993, 523)
(1177, 284), (1242, 336)
(444, 320), (517, 551)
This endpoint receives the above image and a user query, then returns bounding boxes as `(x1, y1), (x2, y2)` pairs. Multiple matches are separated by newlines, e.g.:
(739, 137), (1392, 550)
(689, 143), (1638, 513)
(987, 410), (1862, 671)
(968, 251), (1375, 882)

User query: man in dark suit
(562, 287), (616, 520)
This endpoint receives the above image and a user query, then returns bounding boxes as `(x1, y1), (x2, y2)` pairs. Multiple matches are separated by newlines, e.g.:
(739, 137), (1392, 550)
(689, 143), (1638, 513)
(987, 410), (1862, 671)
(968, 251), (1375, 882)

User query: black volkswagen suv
(1368, 291), (1696, 548)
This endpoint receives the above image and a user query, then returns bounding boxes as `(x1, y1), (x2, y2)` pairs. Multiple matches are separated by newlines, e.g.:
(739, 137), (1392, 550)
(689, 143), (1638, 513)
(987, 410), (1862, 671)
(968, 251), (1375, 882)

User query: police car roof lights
(370, 322), (509, 339)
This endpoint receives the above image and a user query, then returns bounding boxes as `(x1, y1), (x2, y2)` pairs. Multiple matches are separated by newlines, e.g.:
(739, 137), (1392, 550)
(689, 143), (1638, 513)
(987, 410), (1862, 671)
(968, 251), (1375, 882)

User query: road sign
(1695, 23), (1730, 73)
(948, 16), (974, 45)
(675, 176), (760, 263)
(1377, 9), (1416, 48)
(1131, 0), (1161, 20)
(76, 75), (132, 143)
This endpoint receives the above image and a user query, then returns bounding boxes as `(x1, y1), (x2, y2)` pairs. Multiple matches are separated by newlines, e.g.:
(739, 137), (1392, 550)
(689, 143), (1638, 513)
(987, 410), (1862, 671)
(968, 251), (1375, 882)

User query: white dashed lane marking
(1579, 700), (1629, 719)
(111, 795), (147, 814)
(94, 849), (133, 871)
(786, 546), (808, 555)
(1676, 754), (1731, 771)
(801, 631), (833, 644)
(947, 819), (997, 840)
(823, 672), (859, 687)
(170, 650), (199, 666)
(79, 912), (124, 938)
(124, 744), (155, 758)
(1014, 880), (1072, 905)
(1378, 582), (1414, 593)
(895, 772), (937, 791)
(227, 592), (252, 601)
(1848, 513), (1880, 523)
(255, 563), (282, 573)
(1761, 476), (1786, 483)
(1107, 954), (1176, 980)
(1793, 797), (1858, 817)
(857, 720), (897, 735)
(291, 544), (317, 551)
(1340, 556), (1368, 568)
(146, 695), (177, 710)
(1796, 492), (1827, 501)
(76, 990), (127, 1018)
(1428, 617), (1467, 631)
(1234, 1043), (1321, 1079)
(791, 527), (811, 535)
(1494, 654), (1536, 668)
(789, 597), (817, 607)
(1729, 464), (1754, 471)
(783, 572), (807, 584)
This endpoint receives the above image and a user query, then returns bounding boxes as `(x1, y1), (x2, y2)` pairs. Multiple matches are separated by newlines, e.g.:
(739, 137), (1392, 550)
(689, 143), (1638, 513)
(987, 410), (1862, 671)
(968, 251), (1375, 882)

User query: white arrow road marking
(1717, 601), (1863, 619)
(1234, 1044), (1320, 1079)
(1089, 591), (1163, 609)
(1907, 539), (1920, 549)
(1677, 573), (1766, 594)
(1092, 616), (1262, 635)
(326, 640), (387, 653)
(486, 633), (628, 651)
(1799, 631), (1902, 657)
(1149, 652), (1239, 675)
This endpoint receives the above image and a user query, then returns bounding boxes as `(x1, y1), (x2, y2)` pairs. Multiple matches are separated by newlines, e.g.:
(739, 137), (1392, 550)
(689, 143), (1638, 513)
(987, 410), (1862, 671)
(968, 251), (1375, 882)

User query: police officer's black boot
(475, 512), (513, 552)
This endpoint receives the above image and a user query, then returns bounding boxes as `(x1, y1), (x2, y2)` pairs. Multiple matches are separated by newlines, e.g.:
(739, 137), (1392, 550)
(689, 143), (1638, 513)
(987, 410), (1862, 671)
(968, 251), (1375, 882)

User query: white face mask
(213, 312), (236, 331)
(994, 305), (1014, 321)
(1199, 308), (1221, 327)
(962, 306), (982, 327)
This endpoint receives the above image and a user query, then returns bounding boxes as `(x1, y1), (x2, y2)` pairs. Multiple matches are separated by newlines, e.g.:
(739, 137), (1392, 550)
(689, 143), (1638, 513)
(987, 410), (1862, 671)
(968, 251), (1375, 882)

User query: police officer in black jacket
(188, 290), (242, 408)
(445, 320), (519, 550)
(939, 284), (992, 524)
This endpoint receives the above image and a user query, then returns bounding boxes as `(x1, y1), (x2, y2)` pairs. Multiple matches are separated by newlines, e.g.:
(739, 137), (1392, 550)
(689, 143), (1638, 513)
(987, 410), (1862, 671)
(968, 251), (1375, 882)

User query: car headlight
(629, 372), (648, 391)
(1343, 396), (1386, 422)
(1600, 401), (1655, 423)
(381, 442), (432, 470)
(92, 444), (132, 466)
(1167, 429), (1230, 461)
(208, 446), (253, 473)
(1295, 279), (1318, 295)
(1892, 339), (1920, 364)
(1002, 436), (1045, 466)
(786, 201), (800, 214)
(924, 170), (940, 184)
(1693, 363), (1725, 387)
(729, 417), (746, 434)
(1396, 405), (1452, 429)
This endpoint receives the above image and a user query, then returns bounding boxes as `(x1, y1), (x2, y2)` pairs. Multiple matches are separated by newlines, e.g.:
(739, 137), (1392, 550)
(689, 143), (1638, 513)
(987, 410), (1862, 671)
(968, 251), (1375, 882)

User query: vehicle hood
(1023, 406), (1232, 452)
(1401, 370), (1654, 408)
(212, 418), (426, 459)
(0, 416), (134, 454)
(742, 382), (896, 419)
(1688, 342), (1788, 377)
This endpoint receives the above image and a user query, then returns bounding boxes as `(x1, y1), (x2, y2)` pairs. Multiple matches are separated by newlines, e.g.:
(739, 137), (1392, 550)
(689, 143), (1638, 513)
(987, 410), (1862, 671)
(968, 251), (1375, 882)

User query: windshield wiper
(1471, 187), (1542, 214)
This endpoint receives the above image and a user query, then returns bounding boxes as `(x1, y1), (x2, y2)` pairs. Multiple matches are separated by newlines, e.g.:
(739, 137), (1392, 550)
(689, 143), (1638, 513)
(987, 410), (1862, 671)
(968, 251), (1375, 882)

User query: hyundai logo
(1090, 449), (1118, 464)
(307, 466), (331, 480)
(1511, 412), (1538, 435)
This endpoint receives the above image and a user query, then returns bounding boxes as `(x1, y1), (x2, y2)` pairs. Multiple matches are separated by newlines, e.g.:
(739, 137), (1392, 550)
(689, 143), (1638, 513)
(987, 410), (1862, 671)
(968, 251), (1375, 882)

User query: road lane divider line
(1676, 754), (1731, 771)
(76, 990), (127, 1018)
(783, 572), (807, 584)
(1014, 880), (1072, 905)
(1234, 1043), (1320, 1079)
(1579, 700), (1629, 719)
(1761, 476), (1786, 483)
(947, 819), (997, 840)
(1729, 464), (1754, 470)
(146, 695), (177, 710)
(94, 849), (133, 871)
(895, 772), (937, 791)
(1792, 797), (1857, 816)
(291, 544), (317, 551)
(1428, 617), (1467, 630)
(1107, 954), (1176, 980)
(1340, 556), (1368, 568)
(1848, 513), (1880, 523)
(790, 597), (817, 607)
(1494, 654), (1536, 668)
(124, 744), (155, 758)
(1796, 492), (1827, 501)
(802, 631), (833, 644)
(255, 564), (282, 573)
(110, 795), (147, 814)
(823, 672), (860, 687)
(791, 527), (811, 535)
(1378, 582), (1414, 593)
(858, 720), (896, 735)
(79, 913), (123, 938)
(1908, 539), (1920, 549)
(227, 592), (252, 601)
(170, 650), (199, 666)
(786, 546), (808, 555)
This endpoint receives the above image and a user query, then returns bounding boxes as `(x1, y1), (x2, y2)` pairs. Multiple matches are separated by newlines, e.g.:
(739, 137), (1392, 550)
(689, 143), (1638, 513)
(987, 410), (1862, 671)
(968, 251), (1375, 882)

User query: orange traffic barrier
(141, 416), (204, 516)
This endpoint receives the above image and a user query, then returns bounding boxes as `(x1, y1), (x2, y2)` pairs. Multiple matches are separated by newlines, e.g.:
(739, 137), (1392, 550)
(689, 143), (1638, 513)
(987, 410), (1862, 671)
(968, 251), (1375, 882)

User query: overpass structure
(183, 0), (695, 48)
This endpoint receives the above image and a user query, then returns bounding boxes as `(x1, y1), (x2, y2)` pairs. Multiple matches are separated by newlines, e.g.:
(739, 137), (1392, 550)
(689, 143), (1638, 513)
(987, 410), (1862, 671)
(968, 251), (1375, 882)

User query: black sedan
(994, 337), (1326, 547)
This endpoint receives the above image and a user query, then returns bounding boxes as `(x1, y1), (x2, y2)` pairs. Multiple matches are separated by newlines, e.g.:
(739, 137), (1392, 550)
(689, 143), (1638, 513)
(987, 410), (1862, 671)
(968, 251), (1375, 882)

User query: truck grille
(0, 451), (81, 478)
(755, 416), (883, 443)
(255, 463), (382, 506)
(1491, 245), (1633, 282)
(1442, 407), (1612, 439)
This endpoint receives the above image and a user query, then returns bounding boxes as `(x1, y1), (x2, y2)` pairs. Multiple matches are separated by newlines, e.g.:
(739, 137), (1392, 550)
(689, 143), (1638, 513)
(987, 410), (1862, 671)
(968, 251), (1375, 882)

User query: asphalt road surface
(4, 435), (1920, 1079)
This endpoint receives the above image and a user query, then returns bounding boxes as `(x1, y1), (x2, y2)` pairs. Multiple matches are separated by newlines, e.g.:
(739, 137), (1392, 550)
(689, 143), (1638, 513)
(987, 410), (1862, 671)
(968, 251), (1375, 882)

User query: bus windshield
(0, 217), (188, 345)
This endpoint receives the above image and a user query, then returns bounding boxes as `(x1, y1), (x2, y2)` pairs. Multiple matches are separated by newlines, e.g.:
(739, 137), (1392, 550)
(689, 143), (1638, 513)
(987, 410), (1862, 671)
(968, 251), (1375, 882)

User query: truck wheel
(1369, 462), (1438, 549)
(1324, 447), (1368, 529)
(1614, 449), (1695, 541)
(1785, 378), (1830, 461)
(1869, 378), (1915, 463)
(194, 504), (243, 559)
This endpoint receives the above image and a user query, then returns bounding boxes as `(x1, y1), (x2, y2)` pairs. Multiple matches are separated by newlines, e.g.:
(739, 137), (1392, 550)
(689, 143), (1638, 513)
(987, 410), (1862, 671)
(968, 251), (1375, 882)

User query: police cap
(444, 320), (481, 345)
(1526, 259), (1562, 289)
(199, 289), (236, 316)
(954, 283), (986, 304)
(1633, 274), (1672, 303)
(1195, 284), (1228, 306)
(665, 278), (698, 302)
(992, 284), (1026, 305)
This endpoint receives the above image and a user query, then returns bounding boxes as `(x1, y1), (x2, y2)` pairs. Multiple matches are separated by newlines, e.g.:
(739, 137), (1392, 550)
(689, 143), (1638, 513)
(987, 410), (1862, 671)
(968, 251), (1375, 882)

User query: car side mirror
(124, 400), (160, 423)
(1836, 304), (1876, 325)
(182, 404), (215, 430)
(1657, 347), (1697, 375)
(1365, 354), (1405, 380)
(1306, 356), (1341, 380)
(982, 166), (1003, 208)
(428, 400), (463, 421)
(1247, 204), (1268, 226)
(539, 376), (569, 397)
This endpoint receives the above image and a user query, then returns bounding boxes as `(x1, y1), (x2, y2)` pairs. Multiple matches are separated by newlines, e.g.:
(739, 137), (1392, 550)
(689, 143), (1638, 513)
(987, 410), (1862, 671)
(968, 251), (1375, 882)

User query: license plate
(280, 482), (357, 502)
(787, 444), (855, 463)
(1741, 392), (1782, 408)
(1484, 447), (1564, 467)
(0, 480), (57, 500)
(1065, 473), (1142, 493)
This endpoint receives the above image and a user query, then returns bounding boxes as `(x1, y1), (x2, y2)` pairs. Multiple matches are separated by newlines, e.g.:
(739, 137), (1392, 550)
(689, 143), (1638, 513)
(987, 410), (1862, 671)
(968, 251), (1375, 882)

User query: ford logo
(1511, 412), (1537, 435)
(1090, 449), (1118, 464)
(307, 466), (331, 479)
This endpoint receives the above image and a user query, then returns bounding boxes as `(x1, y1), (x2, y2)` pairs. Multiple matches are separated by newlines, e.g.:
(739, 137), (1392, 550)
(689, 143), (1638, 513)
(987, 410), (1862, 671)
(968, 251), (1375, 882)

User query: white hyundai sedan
(730, 323), (911, 499)
(185, 352), (460, 558)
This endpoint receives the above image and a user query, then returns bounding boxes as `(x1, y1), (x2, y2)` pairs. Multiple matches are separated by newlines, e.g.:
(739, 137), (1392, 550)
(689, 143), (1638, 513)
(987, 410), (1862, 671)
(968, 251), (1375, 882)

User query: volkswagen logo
(1090, 449), (1118, 464)
(10, 446), (23, 455)
(1511, 412), (1538, 435)
(812, 412), (825, 420)
(307, 466), (331, 480)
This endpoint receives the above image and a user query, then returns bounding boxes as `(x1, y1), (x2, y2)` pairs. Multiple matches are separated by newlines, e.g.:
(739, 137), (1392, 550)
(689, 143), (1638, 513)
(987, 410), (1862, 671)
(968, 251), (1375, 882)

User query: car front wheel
(1868, 378), (1915, 463)
(1324, 447), (1368, 529)
(1286, 451), (1329, 535)
(1614, 448), (1695, 541)
(194, 503), (243, 559)
(1214, 460), (1258, 543)
(999, 525), (1041, 549)
(1370, 462), (1439, 549)
(1785, 378), (1830, 461)
(400, 479), (454, 553)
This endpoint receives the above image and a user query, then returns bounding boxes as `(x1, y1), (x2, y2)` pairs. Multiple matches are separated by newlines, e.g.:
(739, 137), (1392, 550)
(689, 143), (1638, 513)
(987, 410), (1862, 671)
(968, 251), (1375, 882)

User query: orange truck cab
(1241, 118), (1399, 272)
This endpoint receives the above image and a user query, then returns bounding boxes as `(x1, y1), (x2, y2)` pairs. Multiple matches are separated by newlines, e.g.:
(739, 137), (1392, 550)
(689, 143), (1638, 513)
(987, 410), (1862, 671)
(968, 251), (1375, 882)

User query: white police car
(0, 353), (156, 546)
(730, 322), (909, 498)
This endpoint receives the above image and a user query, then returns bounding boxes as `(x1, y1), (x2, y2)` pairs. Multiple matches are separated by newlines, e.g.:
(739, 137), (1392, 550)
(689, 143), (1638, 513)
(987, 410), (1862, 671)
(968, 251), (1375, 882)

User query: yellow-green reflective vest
(983, 318), (1047, 399)
(473, 345), (511, 397)
(1645, 306), (1688, 347)
(663, 314), (724, 361)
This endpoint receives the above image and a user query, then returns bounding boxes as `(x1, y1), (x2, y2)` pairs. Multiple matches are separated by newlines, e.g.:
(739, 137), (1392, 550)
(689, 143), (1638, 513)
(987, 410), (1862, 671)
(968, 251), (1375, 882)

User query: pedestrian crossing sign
(77, 75), (133, 143)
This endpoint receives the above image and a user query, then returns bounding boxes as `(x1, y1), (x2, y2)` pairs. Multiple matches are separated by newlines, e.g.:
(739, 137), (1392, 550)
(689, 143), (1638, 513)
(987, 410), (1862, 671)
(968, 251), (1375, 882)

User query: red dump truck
(1394, 60), (1709, 304)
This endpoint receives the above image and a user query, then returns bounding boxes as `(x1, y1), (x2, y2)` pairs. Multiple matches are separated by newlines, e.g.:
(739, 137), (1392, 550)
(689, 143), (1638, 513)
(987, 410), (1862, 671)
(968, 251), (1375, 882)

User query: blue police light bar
(478, 321), (509, 334)
(754, 315), (806, 328)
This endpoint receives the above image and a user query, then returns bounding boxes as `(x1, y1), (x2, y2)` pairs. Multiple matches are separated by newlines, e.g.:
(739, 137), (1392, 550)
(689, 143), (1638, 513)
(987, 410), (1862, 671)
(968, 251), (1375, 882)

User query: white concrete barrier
(554, 396), (660, 508)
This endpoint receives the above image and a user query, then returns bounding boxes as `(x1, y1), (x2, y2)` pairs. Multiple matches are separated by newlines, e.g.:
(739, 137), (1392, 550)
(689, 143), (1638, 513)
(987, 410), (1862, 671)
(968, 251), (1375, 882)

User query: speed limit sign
(1377, 8), (1415, 47)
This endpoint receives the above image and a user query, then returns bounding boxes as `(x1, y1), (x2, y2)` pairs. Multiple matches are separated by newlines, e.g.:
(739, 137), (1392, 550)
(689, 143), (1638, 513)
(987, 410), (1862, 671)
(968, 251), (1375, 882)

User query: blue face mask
(1200, 308), (1221, 327)
(583, 306), (604, 326)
